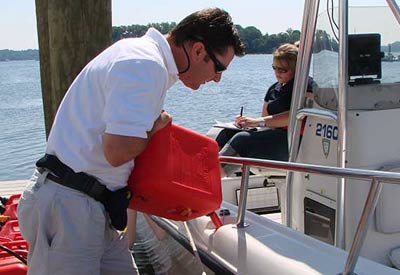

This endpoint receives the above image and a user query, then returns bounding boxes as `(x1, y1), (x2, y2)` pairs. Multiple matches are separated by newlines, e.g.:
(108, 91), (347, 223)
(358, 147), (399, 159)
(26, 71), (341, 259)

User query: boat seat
(313, 82), (400, 111)
(222, 163), (286, 179)
(375, 165), (400, 234)
(249, 166), (287, 178)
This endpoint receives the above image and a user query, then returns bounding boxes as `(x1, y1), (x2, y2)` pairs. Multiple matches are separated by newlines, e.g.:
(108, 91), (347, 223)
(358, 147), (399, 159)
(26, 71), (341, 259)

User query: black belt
(36, 154), (132, 230)
(36, 154), (112, 204)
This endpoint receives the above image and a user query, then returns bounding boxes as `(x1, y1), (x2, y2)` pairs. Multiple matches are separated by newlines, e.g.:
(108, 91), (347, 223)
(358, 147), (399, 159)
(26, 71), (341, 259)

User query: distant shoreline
(0, 59), (39, 62)
(0, 52), (269, 62)
(0, 49), (39, 62)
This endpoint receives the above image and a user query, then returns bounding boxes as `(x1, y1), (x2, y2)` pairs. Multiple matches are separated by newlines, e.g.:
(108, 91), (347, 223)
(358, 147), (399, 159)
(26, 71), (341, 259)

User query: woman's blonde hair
(273, 43), (298, 72)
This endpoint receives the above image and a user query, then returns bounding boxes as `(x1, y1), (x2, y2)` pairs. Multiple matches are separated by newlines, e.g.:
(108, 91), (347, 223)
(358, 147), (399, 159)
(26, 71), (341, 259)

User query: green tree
(241, 26), (263, 53)
(314, 29), (338, 53)
(286, 28), (301, 43)
(1, 23), (306, 59)
(110, 23), (303, 54)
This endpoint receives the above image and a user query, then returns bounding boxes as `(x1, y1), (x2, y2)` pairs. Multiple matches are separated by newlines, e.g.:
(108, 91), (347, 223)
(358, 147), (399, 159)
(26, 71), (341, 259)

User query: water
(0, 60), (45, 181)
(2, 55), (399, 181)
(0, 55), (275, 180)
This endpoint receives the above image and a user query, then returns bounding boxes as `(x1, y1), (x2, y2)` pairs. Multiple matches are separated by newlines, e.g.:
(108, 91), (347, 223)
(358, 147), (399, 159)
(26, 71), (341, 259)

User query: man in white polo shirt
(17, 7), (245, 275)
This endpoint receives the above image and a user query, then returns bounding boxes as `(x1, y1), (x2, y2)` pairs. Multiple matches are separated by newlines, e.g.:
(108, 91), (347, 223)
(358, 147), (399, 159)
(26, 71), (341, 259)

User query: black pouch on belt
(103, 187), (132, 230)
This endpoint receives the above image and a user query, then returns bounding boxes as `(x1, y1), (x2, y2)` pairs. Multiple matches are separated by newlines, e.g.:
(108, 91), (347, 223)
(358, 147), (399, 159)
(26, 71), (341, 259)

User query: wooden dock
(0, 180), (29, 197)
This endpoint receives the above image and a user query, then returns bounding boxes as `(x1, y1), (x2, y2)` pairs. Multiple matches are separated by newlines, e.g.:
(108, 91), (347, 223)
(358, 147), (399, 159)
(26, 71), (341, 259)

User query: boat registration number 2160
(315, 123), (338, 140)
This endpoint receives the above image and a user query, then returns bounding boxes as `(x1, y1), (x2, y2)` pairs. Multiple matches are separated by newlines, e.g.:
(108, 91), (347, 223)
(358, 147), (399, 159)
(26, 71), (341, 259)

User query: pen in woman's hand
(240, 106), (243, 117)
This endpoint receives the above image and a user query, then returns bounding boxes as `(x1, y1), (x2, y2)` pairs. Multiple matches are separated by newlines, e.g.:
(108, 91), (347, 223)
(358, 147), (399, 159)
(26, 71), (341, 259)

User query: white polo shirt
(46, 28), (179, 190)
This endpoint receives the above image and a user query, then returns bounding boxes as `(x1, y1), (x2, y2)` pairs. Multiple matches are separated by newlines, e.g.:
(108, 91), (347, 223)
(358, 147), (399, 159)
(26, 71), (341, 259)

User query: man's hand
(102, 111), (173, 167)
(148, 111), (172, 138)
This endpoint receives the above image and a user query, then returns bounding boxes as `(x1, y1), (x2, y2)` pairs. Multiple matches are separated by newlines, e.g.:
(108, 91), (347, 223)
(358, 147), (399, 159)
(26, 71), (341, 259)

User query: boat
(382, 44), (400, 62)
(127, 1), (400, 274)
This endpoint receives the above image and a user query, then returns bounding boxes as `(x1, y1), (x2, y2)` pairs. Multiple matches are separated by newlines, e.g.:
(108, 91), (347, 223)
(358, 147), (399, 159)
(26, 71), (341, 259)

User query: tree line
(112, 22), (302, 54)
(4, 22), (397, 61)
(112, 23), (397, 54)
(0, 49), (39, 61)
(2, 23), (302, 61)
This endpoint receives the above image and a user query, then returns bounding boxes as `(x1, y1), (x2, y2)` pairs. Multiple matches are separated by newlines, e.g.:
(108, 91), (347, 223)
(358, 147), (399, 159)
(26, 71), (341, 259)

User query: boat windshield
(311, 4), (400, 88)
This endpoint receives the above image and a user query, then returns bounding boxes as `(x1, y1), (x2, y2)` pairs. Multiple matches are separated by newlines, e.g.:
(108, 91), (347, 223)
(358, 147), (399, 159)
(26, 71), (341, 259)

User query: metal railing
(219, 156), (400, 275)
(287, 0), (320, 228)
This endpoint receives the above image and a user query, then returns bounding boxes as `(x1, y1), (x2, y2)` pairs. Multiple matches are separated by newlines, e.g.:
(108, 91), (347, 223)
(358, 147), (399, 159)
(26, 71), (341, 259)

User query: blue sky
(0, 0), (387, 50)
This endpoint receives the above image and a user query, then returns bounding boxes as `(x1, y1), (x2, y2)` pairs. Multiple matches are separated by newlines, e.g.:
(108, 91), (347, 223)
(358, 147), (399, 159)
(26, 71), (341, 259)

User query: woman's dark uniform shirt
(264, 77), (315, 115)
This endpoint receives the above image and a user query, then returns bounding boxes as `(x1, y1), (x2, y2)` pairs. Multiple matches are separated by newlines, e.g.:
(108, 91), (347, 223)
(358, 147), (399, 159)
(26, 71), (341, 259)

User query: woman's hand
(234, 115), (264, 128)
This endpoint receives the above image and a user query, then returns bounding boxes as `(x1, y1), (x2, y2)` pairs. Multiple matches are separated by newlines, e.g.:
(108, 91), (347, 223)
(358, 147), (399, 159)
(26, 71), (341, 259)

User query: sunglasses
(204, 44), (227, 73)
(190, 36), (227, 73)
(272, 65), (289, 74)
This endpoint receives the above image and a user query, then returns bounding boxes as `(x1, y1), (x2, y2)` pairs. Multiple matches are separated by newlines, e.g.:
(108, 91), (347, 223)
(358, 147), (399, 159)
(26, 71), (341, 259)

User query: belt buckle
(37, 167), (46, 174)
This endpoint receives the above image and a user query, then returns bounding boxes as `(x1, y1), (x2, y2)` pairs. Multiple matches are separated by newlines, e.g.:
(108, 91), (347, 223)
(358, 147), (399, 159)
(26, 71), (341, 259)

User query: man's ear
(191, 41), (205, 61)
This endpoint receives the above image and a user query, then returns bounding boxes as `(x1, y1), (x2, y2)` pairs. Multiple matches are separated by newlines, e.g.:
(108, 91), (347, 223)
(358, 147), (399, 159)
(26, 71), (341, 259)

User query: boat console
(290, 5), (400, 267)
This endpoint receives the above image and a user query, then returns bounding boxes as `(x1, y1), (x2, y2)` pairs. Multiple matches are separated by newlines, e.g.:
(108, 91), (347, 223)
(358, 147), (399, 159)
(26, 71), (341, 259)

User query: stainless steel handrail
(342, 178), (383, 275)
(387, 0), (400, 25)
(219, 156), (400, 275)
(236, 165), (250, 228)
(337, 0), (349, 251)
(220, 156), (400, 183)
(287, 0), (320, 227)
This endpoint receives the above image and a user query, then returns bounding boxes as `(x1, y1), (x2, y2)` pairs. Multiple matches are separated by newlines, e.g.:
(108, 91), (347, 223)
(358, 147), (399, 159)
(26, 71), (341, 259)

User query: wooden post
(35, 0), (112, 137)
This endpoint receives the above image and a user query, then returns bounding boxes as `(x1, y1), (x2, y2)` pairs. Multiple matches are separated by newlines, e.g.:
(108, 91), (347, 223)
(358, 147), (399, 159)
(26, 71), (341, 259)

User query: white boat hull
(164, 201), (399, 274)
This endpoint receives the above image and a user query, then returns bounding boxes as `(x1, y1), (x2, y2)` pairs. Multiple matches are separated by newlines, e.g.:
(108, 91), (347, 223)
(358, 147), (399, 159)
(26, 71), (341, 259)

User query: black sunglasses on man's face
(203, 44), (227, 74)
(190, 35), (227, 73)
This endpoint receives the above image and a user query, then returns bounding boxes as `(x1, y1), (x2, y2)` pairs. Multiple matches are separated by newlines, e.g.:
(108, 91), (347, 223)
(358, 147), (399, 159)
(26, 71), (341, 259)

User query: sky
(0, 0), (389, 50)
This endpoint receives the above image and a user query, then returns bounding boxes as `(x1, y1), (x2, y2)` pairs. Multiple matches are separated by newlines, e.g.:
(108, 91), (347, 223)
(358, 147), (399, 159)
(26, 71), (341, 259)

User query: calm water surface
(2, 54), (400, 180)
(0, 55), (275, 180)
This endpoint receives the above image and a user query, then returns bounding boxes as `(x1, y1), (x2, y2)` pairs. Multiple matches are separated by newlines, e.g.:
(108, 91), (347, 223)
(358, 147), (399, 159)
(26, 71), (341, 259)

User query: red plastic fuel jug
(128, 123), (222, 221)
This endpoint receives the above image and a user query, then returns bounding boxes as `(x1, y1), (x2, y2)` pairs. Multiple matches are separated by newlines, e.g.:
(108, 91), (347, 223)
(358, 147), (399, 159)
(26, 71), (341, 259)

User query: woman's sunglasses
(272, 65), (289, 74)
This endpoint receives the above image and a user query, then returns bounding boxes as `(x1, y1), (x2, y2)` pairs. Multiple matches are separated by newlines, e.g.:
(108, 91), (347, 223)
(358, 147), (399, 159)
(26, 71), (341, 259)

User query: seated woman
(218, 43), (315, 176)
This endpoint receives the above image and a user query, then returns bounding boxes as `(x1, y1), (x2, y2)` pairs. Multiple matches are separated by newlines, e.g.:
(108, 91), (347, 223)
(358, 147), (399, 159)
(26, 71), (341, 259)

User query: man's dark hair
(170, 8), (245, 56)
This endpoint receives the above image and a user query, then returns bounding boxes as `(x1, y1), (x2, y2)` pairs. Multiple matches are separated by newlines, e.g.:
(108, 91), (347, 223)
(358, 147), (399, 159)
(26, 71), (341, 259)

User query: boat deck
(261, 212), (282, 223)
